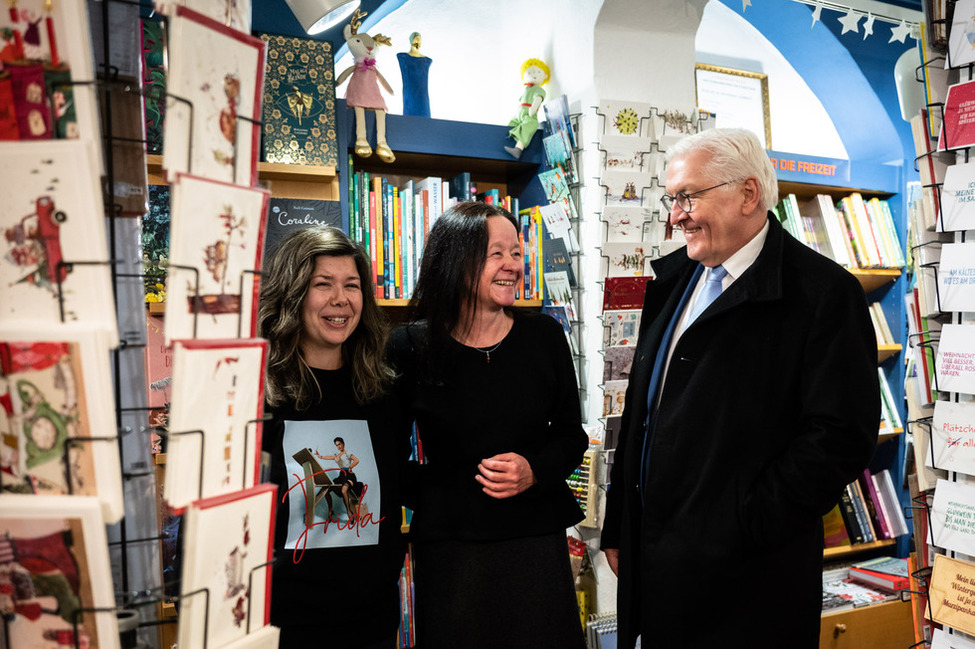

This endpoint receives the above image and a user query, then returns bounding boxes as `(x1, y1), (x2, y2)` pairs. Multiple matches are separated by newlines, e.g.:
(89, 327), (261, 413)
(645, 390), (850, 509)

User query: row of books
(869, 303), (897, 346)
(879, 368), (904, 436)
(823, 468), (909, 548)
(347, 161), (534, 300)
(398, 549), (416, 648)
(774, 192), (905, 269)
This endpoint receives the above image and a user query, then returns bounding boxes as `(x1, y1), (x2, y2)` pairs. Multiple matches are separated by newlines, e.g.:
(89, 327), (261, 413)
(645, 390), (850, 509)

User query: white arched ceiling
(696, 1), (848, 158)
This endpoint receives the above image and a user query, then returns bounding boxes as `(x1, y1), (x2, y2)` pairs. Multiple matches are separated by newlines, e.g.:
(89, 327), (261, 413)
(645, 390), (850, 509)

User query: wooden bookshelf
(823, 538), (897, 561)
(849, 268), (902, 294)
(877, 344), (902, 363)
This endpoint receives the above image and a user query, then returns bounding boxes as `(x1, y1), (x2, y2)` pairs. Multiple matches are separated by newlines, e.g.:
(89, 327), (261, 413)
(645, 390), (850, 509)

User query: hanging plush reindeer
(336, 8), (395, 163)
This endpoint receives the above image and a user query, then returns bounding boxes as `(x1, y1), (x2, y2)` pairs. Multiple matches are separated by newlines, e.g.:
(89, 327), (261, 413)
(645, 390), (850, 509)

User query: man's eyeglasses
(660, 181), (733, 214)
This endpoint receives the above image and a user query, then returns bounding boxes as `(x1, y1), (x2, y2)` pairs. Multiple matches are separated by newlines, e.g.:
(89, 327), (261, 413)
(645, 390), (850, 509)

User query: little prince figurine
(505, 58), (549, 159)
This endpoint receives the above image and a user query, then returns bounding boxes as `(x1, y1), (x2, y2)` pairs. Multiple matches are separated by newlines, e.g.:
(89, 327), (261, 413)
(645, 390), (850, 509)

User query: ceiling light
(284, 0), (360, 35)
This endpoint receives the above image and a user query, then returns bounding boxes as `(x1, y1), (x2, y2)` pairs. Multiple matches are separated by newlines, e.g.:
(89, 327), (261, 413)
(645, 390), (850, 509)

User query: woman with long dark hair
(388, 202), (588, 648)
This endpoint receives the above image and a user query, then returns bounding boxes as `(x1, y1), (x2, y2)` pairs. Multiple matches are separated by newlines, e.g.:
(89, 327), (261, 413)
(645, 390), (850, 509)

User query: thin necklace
(475, 340), (503, 363)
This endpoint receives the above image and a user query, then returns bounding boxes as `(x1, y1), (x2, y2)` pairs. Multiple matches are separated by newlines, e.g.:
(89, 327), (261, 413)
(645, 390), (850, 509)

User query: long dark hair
(259, 226), (393, 409)
(408, 201), (519, 369)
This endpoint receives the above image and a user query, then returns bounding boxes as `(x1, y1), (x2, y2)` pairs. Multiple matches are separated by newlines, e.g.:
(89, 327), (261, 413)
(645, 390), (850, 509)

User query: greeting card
(602, 242), (651, 278)
(603, 309), (641, 347)
(162, 6), (265, 187)
(164, 173), (269, 342)
(602, 205), (651, 243)
(0, 324), (123, 522)
(600, 169), (655, 207)
(1, 495), (118, 648)
(0, 141), (117, 344)
(178, 484), (276, 648)
(597, 100), (652, 138)
(164, 338), (267, 510)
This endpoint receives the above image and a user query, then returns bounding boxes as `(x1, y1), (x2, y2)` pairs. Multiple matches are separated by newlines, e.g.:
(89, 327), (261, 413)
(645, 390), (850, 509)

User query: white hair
(667, 128), (779, 212)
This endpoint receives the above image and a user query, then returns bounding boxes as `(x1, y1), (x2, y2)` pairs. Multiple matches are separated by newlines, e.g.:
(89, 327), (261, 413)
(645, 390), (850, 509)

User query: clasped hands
(475, 452), (536, 499)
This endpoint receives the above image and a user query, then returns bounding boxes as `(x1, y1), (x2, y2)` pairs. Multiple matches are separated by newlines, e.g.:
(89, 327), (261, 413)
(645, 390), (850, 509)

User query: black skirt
(413, 532), (587, 649)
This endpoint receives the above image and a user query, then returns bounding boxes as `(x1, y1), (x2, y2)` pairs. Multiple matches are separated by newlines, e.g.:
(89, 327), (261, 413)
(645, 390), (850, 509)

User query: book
(823, 503), (851, 548)
(543, 236), (576, 287)
(839, 483), (865, 544)
(849, 557), (910, 592)
(448, 172), (473, 203)
(263, 197), (343, 262)
(861, 468), (890, 540)
(258, 33), (338, 168)
(874, 469), (909, 538)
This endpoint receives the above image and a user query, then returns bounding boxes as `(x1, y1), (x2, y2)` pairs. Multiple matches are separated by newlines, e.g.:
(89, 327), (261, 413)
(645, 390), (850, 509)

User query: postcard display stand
(906, 4), (975, 645)
(593, 100), (712, 481)
(536, 100), (594, 523)
(2, 3), (280, 649)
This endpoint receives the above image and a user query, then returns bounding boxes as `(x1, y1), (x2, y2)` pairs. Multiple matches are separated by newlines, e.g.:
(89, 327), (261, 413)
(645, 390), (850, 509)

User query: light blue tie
(688, 265), (727, 323)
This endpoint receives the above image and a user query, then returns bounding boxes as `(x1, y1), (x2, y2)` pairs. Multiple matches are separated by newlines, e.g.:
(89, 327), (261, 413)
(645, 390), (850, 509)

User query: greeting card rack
(901, 5), (975, 641)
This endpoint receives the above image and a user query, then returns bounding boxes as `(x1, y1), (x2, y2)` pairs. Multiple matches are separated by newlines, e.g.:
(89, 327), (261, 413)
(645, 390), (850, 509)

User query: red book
(848, 565), (909, 592)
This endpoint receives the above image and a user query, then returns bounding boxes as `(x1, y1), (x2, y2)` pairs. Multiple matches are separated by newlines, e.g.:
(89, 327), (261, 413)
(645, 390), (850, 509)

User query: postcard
(597, 99), (653, 138)
(0, 140), (118, 344)
(179, 484), (276, 648)
(162, 6), (265, 187)
(164, 173), (269, 342)
(164, 338), (267, 510)
(0, 495), (119, 649)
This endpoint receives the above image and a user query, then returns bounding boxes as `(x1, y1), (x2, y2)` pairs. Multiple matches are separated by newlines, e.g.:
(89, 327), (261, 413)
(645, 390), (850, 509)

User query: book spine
(384, 179), (393, 298)
(862, 468), (890, 539)
(372, 176), (383, 299)
(848, 481), (873, 542)
(850, 478), (876, 542)
(839, 484), (864, 544)
(393, 185), (402, 299)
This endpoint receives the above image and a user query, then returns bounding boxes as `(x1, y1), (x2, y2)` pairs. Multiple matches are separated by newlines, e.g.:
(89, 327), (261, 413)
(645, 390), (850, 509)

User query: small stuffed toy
(505, 58), (549, 159)
(336, 8), (395, 163)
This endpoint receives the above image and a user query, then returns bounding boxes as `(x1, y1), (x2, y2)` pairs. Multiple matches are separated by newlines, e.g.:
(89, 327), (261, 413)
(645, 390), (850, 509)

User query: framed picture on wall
(694, 63), (772, 149)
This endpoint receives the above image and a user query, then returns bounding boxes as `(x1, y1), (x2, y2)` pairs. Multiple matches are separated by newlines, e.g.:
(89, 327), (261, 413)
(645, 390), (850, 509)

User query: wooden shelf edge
(849, 268), (902, 293)
(145, 155), (337, 183)
(377, 298), (543, 308)
(823, 538), (896, 560)
(877, 344), (902, 363)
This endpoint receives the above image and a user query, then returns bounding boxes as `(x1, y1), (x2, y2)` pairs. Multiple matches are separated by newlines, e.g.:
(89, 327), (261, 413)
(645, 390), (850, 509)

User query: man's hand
(476, 452), (537, 499)
(604, 548), (619, 576)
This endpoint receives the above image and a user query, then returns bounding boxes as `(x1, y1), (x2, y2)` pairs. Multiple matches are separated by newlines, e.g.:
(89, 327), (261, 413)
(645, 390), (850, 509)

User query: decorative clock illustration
(614, 107), (639, 135)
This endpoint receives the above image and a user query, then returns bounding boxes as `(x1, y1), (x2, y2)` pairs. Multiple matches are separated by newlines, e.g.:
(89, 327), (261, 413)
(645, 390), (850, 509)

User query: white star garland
(811, 1), (824, 28)
(863, 13), (875, 39)
(742, 0), (752, 11)
(889, 20), (912, 44)
(838, 8), (862, 35)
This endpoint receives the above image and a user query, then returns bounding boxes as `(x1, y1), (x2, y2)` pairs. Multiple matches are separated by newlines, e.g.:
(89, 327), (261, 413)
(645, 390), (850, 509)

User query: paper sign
(931, 554), (975, 636)
(940, 161), (975, 232)
(932, 479), (975, 555)
(942, 80), (975, 151)
(939, 243), (975, 312)
(937, 325), (975, 396)
(930, 400), (975, 476)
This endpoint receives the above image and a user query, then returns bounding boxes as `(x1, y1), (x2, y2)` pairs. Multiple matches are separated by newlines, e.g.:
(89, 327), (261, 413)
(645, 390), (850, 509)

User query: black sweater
(387, 311), (588, 542)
